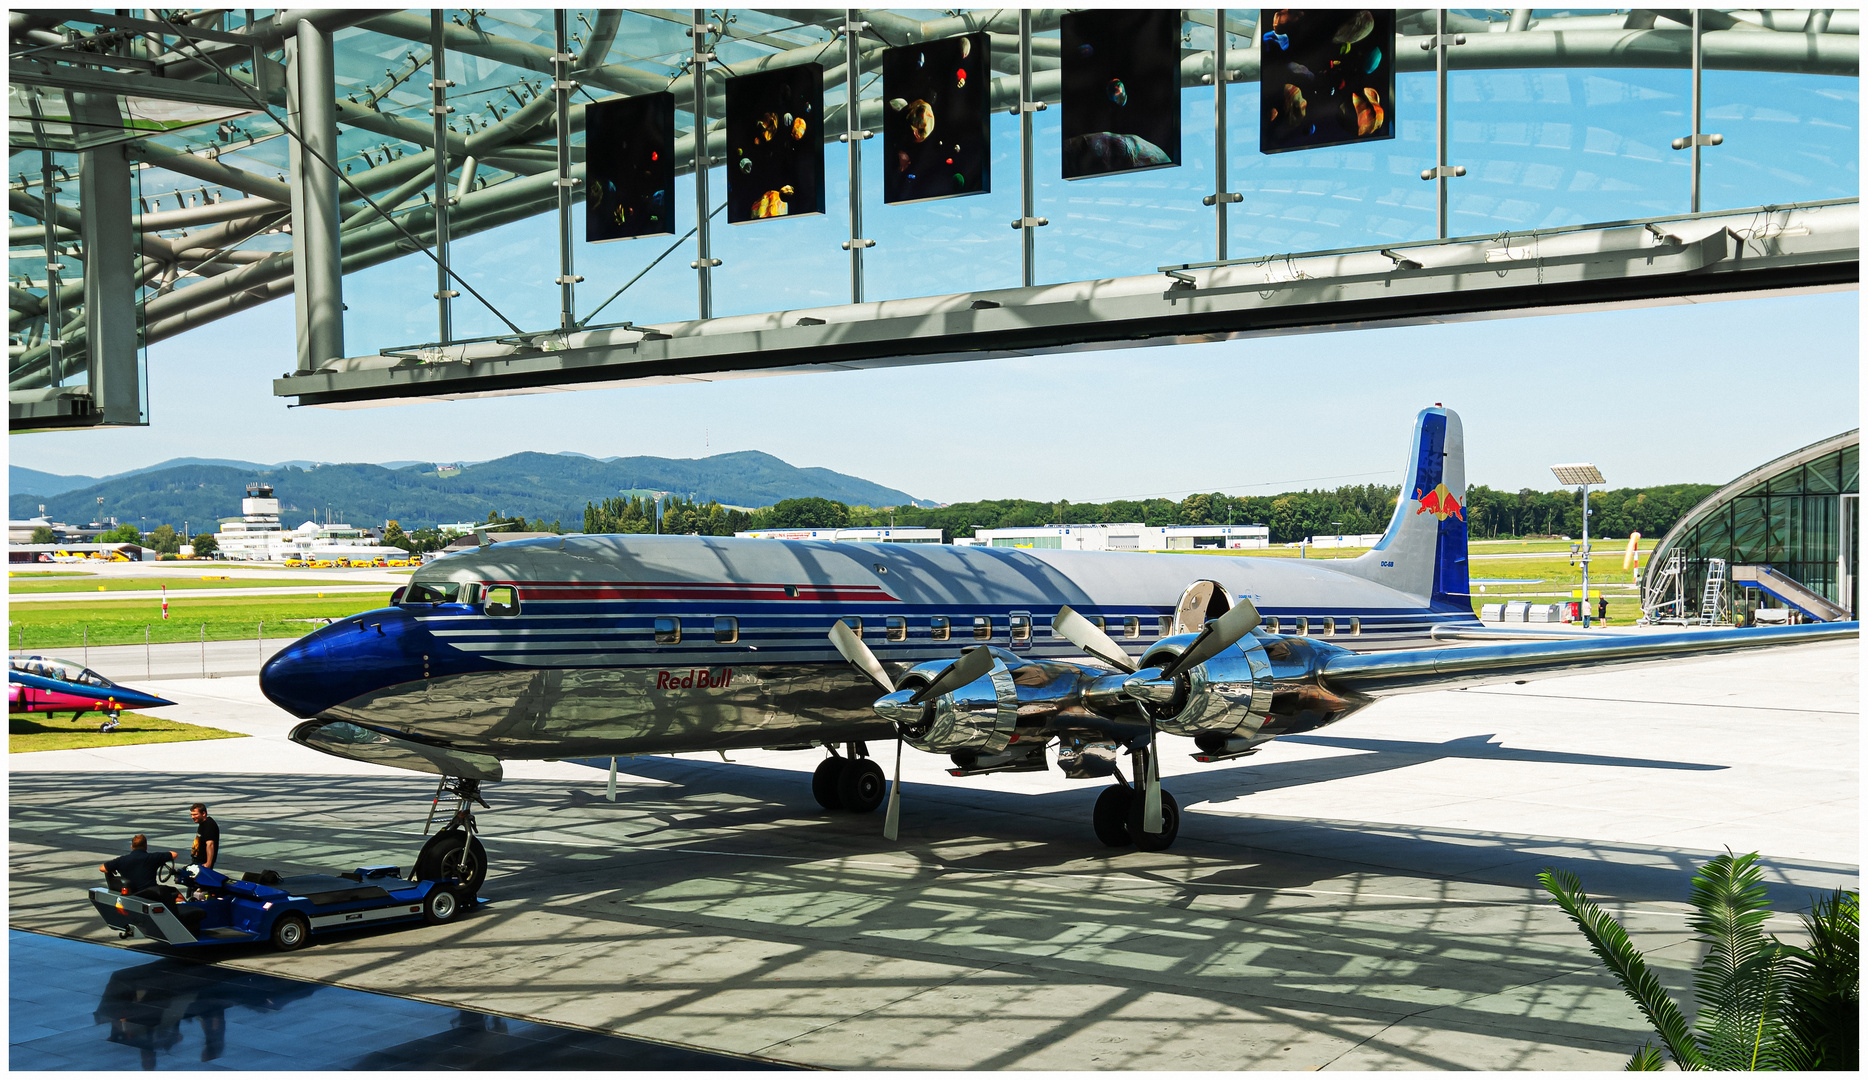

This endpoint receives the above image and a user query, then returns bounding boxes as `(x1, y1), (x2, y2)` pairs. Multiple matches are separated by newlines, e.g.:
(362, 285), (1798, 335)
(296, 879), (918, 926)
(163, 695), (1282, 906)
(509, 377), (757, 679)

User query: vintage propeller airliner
(260, 407), (1855, 885)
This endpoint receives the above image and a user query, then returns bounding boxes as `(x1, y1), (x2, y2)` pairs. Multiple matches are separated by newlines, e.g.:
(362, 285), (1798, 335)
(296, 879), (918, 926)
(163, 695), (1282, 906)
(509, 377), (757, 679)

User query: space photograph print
(583, 91), (676, 242)
(1260, 9), (1396, 154)
(882, 33), (991, 204)
(1059, 9), (1182, 180)
(725, 63), (826, 224)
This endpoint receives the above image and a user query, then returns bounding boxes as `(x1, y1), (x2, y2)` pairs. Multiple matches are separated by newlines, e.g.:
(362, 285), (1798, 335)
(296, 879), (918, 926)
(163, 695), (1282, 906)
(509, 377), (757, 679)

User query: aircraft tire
(415, 829), (488, 895)
(1127, 790), (1180, 852)
(811, 757), (847, 810)
(1092, 786), (1132, 847)
(838, 758), (888, 814)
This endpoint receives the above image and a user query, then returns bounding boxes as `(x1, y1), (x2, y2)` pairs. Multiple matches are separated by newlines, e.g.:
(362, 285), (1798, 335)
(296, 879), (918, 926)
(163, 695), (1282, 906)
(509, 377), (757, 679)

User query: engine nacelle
(1128, 634), (1276, 740)
(886, 656), (1019, 755)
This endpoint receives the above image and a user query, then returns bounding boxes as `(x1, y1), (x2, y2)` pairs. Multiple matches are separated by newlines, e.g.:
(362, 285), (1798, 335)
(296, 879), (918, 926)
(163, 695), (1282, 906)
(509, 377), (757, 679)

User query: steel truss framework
(6, 8), (1860, 427)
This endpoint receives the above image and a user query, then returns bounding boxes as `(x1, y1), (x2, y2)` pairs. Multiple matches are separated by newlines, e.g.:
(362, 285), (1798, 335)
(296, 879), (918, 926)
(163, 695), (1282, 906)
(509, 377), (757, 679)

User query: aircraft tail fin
(1337, 406), (1470, 611)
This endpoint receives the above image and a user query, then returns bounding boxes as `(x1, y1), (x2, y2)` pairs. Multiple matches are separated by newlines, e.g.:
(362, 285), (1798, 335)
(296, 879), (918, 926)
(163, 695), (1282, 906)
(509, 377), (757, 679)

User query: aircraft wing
(1318, 622), (1857, 698)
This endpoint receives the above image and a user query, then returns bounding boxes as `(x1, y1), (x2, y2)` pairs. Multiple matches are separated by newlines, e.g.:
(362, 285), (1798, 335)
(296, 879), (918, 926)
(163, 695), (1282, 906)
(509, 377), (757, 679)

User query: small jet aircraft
(9, 655), (176, 730)
(261, 407), (1855, 866)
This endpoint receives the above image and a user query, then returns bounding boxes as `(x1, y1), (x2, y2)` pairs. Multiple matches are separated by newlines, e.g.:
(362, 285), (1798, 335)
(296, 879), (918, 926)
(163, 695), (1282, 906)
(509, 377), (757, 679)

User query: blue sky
(11, 62), (1859, 504)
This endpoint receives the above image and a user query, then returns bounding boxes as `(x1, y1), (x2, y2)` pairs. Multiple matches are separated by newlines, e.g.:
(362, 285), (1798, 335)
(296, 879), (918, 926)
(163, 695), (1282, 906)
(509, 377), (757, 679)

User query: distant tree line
(569, 483), (1717, 542)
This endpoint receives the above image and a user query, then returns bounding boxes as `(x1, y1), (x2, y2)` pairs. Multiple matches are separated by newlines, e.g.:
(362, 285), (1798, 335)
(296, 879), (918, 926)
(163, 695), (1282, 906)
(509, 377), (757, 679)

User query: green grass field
(10, 710), (245, 753)
(8, 575), (385, 594)
(7, 593), (392, 650)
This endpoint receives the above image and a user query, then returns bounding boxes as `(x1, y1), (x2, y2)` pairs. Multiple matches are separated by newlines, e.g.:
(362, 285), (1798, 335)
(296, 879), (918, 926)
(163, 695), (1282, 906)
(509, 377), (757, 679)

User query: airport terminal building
(1645, 430), (1858, 623)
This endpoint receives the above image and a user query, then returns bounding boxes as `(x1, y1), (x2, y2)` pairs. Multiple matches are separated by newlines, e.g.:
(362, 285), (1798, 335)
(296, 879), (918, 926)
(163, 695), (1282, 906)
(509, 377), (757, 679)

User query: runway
(9, 639), (1856, 1070)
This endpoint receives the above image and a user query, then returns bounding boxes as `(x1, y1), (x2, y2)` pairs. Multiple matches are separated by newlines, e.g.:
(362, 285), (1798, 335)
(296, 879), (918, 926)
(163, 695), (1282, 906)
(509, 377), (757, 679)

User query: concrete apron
(12, 641), (1858, 1070)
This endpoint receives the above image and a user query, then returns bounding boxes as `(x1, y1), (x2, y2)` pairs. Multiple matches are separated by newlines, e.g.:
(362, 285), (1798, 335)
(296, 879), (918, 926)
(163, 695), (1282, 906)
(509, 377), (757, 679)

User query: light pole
(1551, 463), (1605, 626)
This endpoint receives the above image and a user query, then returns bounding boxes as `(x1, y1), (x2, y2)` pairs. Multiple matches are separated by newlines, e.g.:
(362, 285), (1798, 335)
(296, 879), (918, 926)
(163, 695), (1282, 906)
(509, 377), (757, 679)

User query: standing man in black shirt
(100, 835), (179, 900)
(190, 803), (220, 870)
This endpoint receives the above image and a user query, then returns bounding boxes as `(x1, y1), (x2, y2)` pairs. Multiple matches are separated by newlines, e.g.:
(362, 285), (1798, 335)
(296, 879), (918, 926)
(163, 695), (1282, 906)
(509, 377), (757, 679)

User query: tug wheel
(271, 913), (310, 951)
(423, 887), (461, 925)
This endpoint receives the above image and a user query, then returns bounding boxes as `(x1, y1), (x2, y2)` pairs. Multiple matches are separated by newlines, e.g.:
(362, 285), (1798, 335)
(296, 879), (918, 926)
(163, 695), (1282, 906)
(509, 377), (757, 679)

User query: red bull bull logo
(1414, 482), (1464, 522)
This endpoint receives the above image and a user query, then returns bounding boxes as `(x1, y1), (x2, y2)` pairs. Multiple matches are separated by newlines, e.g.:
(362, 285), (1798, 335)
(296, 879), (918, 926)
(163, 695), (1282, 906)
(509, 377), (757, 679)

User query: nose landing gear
(414, 777), (489, 898)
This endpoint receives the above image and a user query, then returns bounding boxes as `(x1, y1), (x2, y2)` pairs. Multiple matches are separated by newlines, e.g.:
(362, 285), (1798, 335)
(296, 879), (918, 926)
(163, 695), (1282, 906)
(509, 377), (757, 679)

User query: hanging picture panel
(1259, 9), (1396, 154)
(584, 91), (676, 242)
(1059, 9), (1182, 179)
(882, 32), (991, 204)
(724, 63), (826, 224)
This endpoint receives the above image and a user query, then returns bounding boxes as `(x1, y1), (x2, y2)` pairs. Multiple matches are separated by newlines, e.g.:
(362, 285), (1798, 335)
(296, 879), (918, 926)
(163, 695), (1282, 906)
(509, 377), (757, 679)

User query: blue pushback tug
(91, 863), (464, 950)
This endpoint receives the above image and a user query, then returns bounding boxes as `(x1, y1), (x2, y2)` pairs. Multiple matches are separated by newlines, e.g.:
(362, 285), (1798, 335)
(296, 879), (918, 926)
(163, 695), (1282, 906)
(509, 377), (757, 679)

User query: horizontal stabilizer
(1321, 622), (1857, 697)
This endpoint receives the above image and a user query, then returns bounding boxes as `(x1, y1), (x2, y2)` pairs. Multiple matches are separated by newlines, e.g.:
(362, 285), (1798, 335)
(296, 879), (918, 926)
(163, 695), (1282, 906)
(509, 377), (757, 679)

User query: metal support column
(1016, 10), (1041, 287)
(690, 9), (719, 319)
(1668, 10), (1722, 212)
(74, 94), (139, 424)
(1581, 485), (1592, 627)
(288, 18), (344, 371)
(553, 9), (581, 331)
(1418, 11), (1465, 238)
(842, 10), (870, 303)
(429, 11), (456, 343)
(38, 144), (63, 386)
(1203, 10), (1241, 262)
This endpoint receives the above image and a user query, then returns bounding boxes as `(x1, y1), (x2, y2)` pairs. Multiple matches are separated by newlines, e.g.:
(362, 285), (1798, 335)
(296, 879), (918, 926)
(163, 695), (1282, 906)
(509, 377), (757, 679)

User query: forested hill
(9, 451), (928, 529)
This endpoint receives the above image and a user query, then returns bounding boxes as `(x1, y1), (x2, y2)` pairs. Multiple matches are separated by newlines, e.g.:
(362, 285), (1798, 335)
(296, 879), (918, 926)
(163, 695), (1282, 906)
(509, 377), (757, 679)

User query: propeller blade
(1141, 729), (1163, 833)
(883, 738), (903, 841)
(1161, 596), (1262, 681)
(828, 619), (895, 693)
(1053, 605), (1137, 673)
(908, 644), (997, 705)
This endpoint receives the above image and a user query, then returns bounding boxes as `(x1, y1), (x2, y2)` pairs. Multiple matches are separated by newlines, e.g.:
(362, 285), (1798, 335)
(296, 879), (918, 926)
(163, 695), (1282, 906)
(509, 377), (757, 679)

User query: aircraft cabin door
(1173, 579), (1235, 635)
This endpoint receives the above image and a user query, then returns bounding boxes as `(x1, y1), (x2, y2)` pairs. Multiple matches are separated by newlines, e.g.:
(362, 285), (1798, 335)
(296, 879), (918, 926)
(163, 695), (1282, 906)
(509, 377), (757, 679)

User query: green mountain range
(10, 452), (929, 530)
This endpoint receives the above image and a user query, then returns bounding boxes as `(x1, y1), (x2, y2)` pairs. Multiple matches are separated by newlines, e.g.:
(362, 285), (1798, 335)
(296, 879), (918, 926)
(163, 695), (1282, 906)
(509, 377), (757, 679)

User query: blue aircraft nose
(261, 608), (432, 718)
(260, 633), (332, 718)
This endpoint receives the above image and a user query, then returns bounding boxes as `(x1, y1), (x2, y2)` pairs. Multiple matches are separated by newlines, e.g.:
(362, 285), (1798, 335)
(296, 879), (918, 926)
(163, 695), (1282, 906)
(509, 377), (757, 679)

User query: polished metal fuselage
(280, 534), (1466, 764)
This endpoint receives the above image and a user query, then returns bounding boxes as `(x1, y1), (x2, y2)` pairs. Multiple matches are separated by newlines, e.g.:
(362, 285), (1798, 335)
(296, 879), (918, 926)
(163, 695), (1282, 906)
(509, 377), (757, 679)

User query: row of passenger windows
(620, 613), (1358, 644)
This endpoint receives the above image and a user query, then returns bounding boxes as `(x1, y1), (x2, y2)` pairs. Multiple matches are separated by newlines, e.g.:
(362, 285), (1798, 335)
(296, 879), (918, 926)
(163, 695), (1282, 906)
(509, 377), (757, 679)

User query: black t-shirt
(192, 816), (220, 864)
(105, 849), (171, 893)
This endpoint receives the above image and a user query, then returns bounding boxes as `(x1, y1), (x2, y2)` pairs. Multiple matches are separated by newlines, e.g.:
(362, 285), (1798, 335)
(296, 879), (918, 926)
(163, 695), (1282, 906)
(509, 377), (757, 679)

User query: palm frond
(1624, 1044), (1666, 1070)
(1540, 867), (1706, 1070)
(1779, 890), (1859, 1071)
(1687, 852), (1786, 1070)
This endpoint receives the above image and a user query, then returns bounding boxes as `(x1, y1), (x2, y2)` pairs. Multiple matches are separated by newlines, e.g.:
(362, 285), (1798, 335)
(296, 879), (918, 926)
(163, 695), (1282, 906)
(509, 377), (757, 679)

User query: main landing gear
(1091, 751), (1181, 852)
(414, 777), (489, 898)
(811, 743), (887, 815)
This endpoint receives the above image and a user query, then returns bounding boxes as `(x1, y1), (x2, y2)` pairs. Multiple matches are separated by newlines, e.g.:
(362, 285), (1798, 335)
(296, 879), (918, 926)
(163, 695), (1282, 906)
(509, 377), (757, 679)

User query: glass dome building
(1644, 430), (1858, 623)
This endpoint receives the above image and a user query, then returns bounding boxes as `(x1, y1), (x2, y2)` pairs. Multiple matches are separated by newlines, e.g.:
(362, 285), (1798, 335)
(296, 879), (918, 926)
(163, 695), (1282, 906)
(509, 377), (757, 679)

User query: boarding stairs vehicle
(1698, 558), (1729, 625)
(92, 859), (467, 951)
(1731, 564), (1851, 623)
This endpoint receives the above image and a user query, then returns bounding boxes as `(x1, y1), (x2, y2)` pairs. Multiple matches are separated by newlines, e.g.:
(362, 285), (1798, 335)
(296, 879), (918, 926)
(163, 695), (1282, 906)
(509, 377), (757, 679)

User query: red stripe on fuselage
(478, 581), (901, 603)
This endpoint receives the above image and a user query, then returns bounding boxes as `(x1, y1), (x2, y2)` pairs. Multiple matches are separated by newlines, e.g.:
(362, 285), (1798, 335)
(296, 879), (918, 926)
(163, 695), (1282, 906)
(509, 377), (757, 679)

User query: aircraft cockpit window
(459, 583), (481, 605)
(1123, 617), (1139, 639)
(78, 668), (110, 687)
(971, 616), (992, 641)
(402, 582), (461, 604)
(714, 617), (738, 644)
(485, 585), (520, 617)
(885, 616), (907, 641)
(654, 617), (681, 644)
(1009, 615), (1031, 642)
(930, 617), (950, 641)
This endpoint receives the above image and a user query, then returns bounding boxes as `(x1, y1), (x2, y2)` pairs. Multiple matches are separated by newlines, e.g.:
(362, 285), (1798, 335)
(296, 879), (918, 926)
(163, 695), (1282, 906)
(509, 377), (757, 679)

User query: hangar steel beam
(273, 201), (1858, 408)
